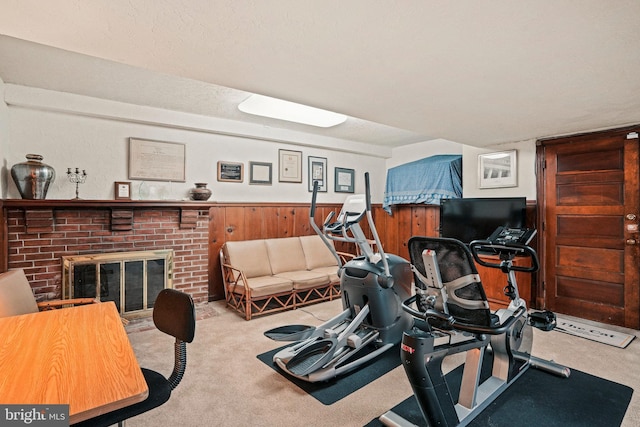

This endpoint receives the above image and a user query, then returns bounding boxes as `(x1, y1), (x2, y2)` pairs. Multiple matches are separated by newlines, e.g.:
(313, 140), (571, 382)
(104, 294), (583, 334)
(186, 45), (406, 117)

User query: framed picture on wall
(278, 149), (303, 183)
(128, 138), (186, 182)
(217, 161), (244, 182)
(478, 150), (517, 188)
(334, 167), (355, 193)
(308, 156), (327, 192)
(249, 161), (272, 185)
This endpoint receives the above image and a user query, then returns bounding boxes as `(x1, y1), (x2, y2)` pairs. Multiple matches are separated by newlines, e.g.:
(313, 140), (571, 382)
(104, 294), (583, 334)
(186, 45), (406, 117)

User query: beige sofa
(220, 235), (353, 320)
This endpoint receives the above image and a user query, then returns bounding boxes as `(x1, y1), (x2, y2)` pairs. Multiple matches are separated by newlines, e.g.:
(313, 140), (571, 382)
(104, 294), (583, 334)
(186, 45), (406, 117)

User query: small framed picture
(478, 150), (517, 188)
(308, 156), (327, 192)
(217, 161), (244, 183)
(249, 162), (272, 185)
(335, 167), (355, 193)
(278, 149), (303, 183)
(114, 182), (131, 200)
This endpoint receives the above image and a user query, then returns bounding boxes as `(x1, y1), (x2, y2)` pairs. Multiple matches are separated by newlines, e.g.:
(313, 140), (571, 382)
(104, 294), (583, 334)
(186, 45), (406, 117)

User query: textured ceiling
(0, 1), (639, 148)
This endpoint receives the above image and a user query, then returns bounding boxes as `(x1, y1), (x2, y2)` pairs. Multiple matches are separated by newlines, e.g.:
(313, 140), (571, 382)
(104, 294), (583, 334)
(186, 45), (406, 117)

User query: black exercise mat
(366, 362), (634, 427)
(257, 344), (401, 405)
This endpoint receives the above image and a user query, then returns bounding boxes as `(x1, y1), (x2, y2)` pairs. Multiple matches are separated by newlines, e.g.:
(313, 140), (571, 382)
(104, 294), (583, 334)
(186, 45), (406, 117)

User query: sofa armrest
(221, 263), (251, 296)
(337, 251), (356, 264)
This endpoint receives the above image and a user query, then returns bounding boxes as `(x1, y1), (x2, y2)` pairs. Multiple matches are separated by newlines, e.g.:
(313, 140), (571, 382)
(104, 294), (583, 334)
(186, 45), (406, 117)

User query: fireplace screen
(62, 250), (173, 318)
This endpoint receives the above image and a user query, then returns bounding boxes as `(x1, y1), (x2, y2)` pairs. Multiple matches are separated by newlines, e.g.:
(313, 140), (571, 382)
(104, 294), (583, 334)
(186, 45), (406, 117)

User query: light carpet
(123, 300), (640, 427)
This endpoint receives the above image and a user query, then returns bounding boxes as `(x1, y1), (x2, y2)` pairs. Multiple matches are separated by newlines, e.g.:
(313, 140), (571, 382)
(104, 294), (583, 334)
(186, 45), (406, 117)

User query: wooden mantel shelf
(1, 199), (217, 232)
(0, 199), (218, 209)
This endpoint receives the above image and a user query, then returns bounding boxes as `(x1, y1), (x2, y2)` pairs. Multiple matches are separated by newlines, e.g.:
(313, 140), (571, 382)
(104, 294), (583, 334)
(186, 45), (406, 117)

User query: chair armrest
(336, 251), (356, 264)
(37, 298), (98, 311)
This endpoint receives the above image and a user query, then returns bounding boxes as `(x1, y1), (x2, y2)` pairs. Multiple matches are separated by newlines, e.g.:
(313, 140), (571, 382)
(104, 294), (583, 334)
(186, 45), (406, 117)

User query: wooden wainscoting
(206, 203), (442, 300)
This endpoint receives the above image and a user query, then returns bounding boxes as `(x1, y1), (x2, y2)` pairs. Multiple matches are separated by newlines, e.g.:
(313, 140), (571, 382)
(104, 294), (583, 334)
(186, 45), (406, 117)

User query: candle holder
(67, 168), (87, 200)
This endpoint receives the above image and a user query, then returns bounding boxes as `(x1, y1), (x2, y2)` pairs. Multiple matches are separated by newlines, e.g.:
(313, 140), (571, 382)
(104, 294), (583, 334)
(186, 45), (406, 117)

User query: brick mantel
(0, 199), (215, 304)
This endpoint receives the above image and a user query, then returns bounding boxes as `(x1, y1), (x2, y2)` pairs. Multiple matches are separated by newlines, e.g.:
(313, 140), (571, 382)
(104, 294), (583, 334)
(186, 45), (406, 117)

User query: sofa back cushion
(265, 237), (307, 274)
(300, 235), (338, 270)
(223, 240), (272, 278)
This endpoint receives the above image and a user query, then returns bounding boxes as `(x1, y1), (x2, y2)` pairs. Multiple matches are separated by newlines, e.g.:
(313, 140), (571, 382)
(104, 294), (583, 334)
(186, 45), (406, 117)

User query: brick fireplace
(0, 200), (213, 307)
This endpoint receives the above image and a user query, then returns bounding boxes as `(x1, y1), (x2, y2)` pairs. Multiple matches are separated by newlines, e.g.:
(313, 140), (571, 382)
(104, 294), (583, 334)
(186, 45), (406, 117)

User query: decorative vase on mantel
(10, 154), (56, 199)
(189, 183), (212, 201)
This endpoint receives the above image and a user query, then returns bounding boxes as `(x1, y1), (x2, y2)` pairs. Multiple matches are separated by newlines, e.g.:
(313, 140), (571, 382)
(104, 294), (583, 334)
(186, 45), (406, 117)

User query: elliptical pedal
(286, 339), (336, 376)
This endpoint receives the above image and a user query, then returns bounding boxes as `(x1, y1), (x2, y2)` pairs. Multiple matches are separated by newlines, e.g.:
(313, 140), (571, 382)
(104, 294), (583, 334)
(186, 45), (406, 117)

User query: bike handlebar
(469, 240), (540, 273)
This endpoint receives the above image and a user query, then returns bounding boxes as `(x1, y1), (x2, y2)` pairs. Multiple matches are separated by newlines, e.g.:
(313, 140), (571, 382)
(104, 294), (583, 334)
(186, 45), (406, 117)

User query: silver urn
(11, 154), (56, 199)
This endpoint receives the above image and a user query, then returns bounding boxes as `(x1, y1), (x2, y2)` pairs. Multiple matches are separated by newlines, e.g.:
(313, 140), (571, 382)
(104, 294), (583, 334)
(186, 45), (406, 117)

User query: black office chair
(73, 288), (196, 427)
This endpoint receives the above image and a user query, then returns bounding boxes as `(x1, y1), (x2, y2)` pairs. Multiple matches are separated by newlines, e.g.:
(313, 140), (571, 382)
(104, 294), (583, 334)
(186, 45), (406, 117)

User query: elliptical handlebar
(364, 172), (392, 287)
(309, 174), (394, 288)
(309, 180), (345, 268)
(402, 295), (526, 335)
(469, 240), (539, 273)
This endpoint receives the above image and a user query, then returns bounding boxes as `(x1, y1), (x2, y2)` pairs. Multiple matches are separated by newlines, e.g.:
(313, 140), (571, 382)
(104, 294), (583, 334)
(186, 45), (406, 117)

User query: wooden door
(538, 126), (640, 328)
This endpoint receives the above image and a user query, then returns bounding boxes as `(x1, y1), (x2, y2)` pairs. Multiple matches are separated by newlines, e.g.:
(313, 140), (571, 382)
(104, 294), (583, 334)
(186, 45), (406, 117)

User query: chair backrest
(408, 236), (492, 327)
(153, 288), (196, 343)
(0, 269), (39, 317)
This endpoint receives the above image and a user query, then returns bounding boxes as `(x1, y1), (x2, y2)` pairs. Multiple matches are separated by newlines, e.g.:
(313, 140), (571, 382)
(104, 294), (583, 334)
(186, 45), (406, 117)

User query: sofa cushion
(274, 271), (330, 290)
(299, 235), (338, 270)
(229, 275), (293, 298)
(223, 240), (272, 278)
(265, 237), (307, 274)
(309, 266), (340, 283)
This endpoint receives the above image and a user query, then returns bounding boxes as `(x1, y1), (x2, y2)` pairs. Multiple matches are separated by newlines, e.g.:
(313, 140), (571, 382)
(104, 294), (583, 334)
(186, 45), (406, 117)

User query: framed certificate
(278, 149), (302, 183)
(114, 182), (131, 200)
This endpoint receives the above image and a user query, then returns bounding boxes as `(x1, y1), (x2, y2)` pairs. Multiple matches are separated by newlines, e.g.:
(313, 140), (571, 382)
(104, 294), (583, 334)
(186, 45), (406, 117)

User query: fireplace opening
(62, 250), (174, 319)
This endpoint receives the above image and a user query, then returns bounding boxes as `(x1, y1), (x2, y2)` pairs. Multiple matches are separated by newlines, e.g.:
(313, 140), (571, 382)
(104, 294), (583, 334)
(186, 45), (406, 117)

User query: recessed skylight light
(238, 94), (347, 128)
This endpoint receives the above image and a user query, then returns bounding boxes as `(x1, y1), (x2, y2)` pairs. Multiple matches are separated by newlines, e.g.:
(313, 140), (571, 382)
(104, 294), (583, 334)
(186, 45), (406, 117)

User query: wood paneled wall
(208, 202), (537, 303)
(207, 203), (441, 300)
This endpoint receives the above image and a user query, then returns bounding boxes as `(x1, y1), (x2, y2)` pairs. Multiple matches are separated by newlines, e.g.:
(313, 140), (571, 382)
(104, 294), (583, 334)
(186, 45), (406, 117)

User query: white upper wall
(389, 137), (537, 200)
(462, 141), (537, 200)
(1, 83), (388, 203)
(0, 78), (8, 198)
(1, 82), (538, 203)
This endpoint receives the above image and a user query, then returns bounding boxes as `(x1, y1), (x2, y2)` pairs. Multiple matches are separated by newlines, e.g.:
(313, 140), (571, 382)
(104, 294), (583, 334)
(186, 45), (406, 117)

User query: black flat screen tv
(439, 197), (527, 244)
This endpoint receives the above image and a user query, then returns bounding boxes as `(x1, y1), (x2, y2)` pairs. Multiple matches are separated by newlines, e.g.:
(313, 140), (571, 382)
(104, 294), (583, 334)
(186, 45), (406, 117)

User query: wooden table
(0, 302), (148, 423)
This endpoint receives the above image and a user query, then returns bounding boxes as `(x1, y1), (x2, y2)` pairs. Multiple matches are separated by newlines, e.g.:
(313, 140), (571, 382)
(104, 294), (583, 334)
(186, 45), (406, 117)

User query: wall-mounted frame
(335, 167), (355, 193)
(114, 181), (131, 200)
(217, 161), (244, 182)
(478, 150), (517, 188)
(308, 156), (327, 192)
(249, 161), (272, 185)
(128, 138), (186, 182)
(279, 149), (303, 183)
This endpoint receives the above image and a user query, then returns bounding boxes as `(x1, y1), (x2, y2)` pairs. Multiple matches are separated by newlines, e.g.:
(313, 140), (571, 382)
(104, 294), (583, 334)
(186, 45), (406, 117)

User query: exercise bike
(264, 173), (413, 383)
(380, 227), (570, 427)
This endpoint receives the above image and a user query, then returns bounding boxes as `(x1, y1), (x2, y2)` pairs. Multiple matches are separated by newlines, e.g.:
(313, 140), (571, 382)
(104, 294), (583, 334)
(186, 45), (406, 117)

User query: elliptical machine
(264, 173), (413, 383)
(380, 227), (570, 427)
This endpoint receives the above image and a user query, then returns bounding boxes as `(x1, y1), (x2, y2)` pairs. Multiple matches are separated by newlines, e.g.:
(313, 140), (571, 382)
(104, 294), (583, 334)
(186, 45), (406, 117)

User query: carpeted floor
(124, 299), (640, 427)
